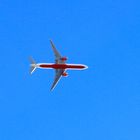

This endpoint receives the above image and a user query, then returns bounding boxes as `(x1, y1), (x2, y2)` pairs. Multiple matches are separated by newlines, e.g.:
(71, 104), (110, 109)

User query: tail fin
(29, 57), (37, 74)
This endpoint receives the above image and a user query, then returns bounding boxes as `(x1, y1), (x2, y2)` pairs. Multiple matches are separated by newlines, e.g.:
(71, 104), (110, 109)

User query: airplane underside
(29, 40), (88, 91)
(38, 63), (87, 70)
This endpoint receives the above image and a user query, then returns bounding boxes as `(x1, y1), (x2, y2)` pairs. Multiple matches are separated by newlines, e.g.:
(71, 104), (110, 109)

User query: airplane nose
(84, 65), (88, 69)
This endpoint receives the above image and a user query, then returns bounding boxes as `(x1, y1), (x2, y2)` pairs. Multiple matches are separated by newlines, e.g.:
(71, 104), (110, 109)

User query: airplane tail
(29, 56), (37, 74)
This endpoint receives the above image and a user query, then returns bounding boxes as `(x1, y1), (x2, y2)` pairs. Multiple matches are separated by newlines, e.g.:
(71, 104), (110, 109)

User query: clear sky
(0, 0), (140, 140)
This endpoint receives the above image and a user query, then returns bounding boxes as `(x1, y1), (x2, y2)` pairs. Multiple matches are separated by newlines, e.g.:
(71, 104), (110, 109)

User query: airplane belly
(39, 64), (87, 70)
(39, 64), (53, 68)
(66, 65), (86, 69)
(52, 64), (67, 69)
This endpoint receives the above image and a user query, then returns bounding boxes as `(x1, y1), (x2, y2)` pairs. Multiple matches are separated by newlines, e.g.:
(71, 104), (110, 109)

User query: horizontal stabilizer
(29, 57), (37, 74)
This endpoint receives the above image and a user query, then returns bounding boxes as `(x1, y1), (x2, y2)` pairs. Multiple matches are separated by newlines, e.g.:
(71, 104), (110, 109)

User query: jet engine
(61, 57), (68, 61)
(62, 72), (68, 77)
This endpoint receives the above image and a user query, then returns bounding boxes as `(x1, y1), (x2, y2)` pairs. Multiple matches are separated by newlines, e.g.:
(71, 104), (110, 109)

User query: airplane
(29, 40), (88, 91)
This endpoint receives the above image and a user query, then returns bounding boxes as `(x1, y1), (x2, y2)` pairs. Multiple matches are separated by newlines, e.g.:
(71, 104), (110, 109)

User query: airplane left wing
(50, 69), (65, 91)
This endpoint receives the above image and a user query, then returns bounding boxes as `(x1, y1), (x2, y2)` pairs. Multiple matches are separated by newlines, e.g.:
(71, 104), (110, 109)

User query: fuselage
(37, 63), (88, 70)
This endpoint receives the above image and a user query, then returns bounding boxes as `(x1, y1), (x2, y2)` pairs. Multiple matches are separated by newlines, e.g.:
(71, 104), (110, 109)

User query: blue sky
(0, 0), (140, 139)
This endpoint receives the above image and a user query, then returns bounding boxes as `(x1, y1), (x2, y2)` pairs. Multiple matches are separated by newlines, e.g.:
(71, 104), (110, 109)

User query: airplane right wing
(50, 40), (62, 63)
(50, 69), (65, 91)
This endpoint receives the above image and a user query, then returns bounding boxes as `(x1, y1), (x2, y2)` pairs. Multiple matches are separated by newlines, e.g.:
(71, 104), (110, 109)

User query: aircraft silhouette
(30, 40), (88, 91)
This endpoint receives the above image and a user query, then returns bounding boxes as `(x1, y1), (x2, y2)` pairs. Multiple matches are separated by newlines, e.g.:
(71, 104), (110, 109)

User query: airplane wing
(50, 40), (62, 63)
(50, 69), (65, 91)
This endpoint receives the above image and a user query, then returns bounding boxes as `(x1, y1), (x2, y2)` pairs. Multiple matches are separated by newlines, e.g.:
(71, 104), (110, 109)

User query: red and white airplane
(30, 40), (88, 91)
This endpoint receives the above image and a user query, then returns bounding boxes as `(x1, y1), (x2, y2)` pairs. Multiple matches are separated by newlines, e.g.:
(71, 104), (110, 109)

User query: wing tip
(50, 39), (53, 45)
(50, 87), (54, 91)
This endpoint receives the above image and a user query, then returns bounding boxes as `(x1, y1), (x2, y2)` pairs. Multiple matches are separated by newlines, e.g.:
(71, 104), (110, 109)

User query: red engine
(61, 57), (68, 61)
(62, 72), (68, 77)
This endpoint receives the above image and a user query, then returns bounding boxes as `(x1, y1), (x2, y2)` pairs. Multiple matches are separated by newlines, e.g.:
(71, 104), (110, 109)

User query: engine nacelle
(61, 57), (68, 61)
(62, 72), (68, 77)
